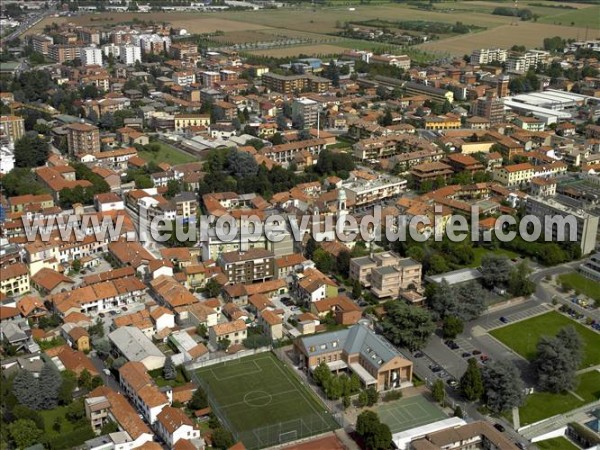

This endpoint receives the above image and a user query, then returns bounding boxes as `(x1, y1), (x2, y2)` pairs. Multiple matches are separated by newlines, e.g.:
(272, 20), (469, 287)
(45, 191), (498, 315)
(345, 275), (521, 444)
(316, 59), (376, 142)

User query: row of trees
(534, 326), (582, 393)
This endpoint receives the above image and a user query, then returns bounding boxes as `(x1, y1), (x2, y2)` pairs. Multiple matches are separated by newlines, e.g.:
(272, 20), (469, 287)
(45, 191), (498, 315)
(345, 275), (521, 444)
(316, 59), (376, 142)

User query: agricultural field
(248, 44), (350, 57)
(30, 2), (599, 57)
(419, 22), (597, 55)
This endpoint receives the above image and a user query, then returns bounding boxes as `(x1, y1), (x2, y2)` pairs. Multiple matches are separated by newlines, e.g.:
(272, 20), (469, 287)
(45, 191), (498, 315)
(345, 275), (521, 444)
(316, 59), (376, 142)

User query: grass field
(490, 311), (600, 368)
(536, 437), (580, 450)
(138, 142), (197, 166)
(193, 353), (338, 450)
(248, 44), (350, 57)
(558, 272), (600, 303)
(40, 405), (76, 436)
(518, 371), (600, 425)
(375, 395), (447, 433)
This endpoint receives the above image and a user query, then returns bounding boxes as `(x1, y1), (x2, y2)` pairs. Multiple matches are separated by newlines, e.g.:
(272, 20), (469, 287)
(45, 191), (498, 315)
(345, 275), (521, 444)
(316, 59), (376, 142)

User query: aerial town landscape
(0, 0), (599, 449)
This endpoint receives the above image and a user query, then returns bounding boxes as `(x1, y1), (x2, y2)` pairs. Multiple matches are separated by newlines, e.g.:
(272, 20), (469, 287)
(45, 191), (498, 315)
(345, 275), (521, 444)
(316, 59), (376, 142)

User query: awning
(350, 362), (377, 385)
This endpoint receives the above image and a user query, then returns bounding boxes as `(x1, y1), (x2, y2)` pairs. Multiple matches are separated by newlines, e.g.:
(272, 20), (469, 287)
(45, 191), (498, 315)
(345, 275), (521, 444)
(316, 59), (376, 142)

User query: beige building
(217, 248), (275, 284)
(174, 114), (210, 132)
(0, 263), (30, 297)
(350, 252), (422, 298)
(66, 122), (101, 155)
(295, 323), (413, 392)
(492, 163), (534, 188)
(209, 319), (247, 348)
(0, 115), (25, 142)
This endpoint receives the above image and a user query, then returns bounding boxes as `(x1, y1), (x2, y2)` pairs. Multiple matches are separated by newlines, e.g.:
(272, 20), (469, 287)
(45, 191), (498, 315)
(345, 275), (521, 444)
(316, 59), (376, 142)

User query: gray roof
(108, 327), (164, 362)
(373, 265), (398, 276)
(425, 268), (483, 286)
(299, 323), (403, 369)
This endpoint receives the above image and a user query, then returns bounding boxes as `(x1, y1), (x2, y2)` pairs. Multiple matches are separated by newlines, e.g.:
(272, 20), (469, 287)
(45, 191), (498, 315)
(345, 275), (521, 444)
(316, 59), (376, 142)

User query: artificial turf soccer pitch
(193, 352), (339, 449)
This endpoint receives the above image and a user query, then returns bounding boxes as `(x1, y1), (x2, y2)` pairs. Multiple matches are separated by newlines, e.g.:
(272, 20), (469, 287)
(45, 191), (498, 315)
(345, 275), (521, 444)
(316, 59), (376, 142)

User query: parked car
(413, 351), (425, 358)
(516, 443), (526, 449)
(499, 316), (509, 324)
(462, 352), (471, 358)
(103, 369), (111, 376)
(472, 349), (482, 355)
(493, 423), (506, 432)
(480, 354), (490, 362)
(121, 306), (128, 312)
(429, 364), (442, 373)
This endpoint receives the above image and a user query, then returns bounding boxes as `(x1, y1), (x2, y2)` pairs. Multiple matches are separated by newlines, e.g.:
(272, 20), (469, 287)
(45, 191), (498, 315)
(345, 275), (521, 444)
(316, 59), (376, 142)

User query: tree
(212, 428), (235, 449)
(13, 370), (40, 410)
(365, 386), (379, 406)
(379, 109), (393, 126)
(352, 279), (362, 299)
(58, 370), (77, 405)
(14, 132), (50, 168)
(78, 369), (92, 390)
(482, 360), (525, 413)
(442, 316), (464, 339)
(196, 324), (208, 338)
(480, 254), (512, 289)
(356, 411), (392, 450)
(357, 390), (369, 407)
(227, 149), (259, 178)
(305, 237), (317, 259)
(432, 379), (445, 404)
(100, 421), (119, 435)
(509, 261), (535, 296)
(534, 327), (582, 393)
(9, 419), (43, 449)
(165, 180), (182, 199)
(204, 278), (222, 298)
(71, 258), (82, 273)
(217, 338), (231, 351)
(336, 250), (351, 278)
(313, 248), (334, 273)
(460, 358), (484, 401)
(381, 301), (435, 351)
(454, 405), (464, 418)
(343, 394), (351, 410)
(163, 356), (177, 380)
(188, 388), (208, 410)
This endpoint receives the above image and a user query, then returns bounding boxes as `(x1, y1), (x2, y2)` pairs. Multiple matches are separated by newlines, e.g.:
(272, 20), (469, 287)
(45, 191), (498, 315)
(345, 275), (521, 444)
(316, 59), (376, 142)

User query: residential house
(109, 326), (166, 370)
(209, 320), (247, 349)
(0, 263), (30, 296)
(156, 406), (201, 447)
(119, 361), (170, 424)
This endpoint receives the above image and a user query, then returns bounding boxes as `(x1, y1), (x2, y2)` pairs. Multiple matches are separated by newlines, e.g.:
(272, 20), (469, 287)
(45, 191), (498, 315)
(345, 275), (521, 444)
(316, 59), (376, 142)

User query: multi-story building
(514, 115), (545, 132)
(492, 163), (534, 188)
(579, 252), (600, 282)
(217, 248), (275, 284)
(506, 50), (550, 73)
(48, 44), (81, 63)
(31, 34), (53, 55)
(342, 174), (406, 207)
(261, 73), (331, 94)
(201, 71), (220, 87)
(172, 70), (195, 87)
(349, 252), (422, 298)
(423, 115), (461, 131)
(118, 44), (141, 65)
(470, 48), (508, 65)
(0, 115), (25, 143)
(473, 92), (505, 124)
(403, 82), (454, 103)
(174, 114), (211, 132)
(260, 139), (326, 166)
(526, 196), (599, 255)
(209, 319), (247, 348)
(292, 97), (319, 128)
(172, 192), (198, 220)
(119, 361), (170, 424)
(0, 263), (30, 297)
(80, 47), (103, 67)
(156, 407), (200, 447)
(66, 122), (100, 155)
(295, 323), (413, 392)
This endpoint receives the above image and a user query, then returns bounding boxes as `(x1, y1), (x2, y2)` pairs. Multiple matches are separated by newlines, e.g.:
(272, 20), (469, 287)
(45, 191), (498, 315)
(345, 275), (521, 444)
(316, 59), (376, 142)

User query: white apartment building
(102, 43), (120, 58)
(81, 47), (103, 67)
(526, 196), (599, 255)
(292, 97), (319, 128)
(119, 44), (141, 65)
(342, 174), (407, 208)
(506, 50), (550, 73)
(470, 48), (508, 65)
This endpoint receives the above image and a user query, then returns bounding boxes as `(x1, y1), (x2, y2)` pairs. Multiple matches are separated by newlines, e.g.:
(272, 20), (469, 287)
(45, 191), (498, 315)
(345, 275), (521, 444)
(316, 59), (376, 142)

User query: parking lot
(480, 303), (551, 331)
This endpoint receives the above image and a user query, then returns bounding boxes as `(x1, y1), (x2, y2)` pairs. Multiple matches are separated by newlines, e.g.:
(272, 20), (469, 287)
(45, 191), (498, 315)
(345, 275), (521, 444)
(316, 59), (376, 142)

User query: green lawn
(138, 141), (197, 165)
(149, 366), (189, 388)
(558, 272), (600, 303)
(40, 406), (76, 436)
(193, 353), (338, 450)
(535, 437), (580, 450)
(490, 311), (600, 368)
(470, 247), (519, 268)
(518, 371), (600, 426)
(537, 5), (600, 28)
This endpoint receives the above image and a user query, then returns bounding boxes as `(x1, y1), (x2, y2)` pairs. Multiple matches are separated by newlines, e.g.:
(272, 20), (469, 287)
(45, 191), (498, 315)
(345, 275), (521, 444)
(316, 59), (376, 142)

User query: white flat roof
(393, 417), (467, 450)
(350, 362), (377, 385)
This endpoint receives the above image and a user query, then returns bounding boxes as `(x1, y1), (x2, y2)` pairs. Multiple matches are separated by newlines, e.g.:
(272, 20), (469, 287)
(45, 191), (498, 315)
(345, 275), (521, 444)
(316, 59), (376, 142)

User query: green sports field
(490, 311), (600, 368)
(193, 353), (339, 450)
(375, 395), (447, 433)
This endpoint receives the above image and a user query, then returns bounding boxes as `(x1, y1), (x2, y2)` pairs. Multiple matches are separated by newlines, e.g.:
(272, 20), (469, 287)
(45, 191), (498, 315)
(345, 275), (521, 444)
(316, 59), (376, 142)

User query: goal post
(279, 430), (298, 444)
